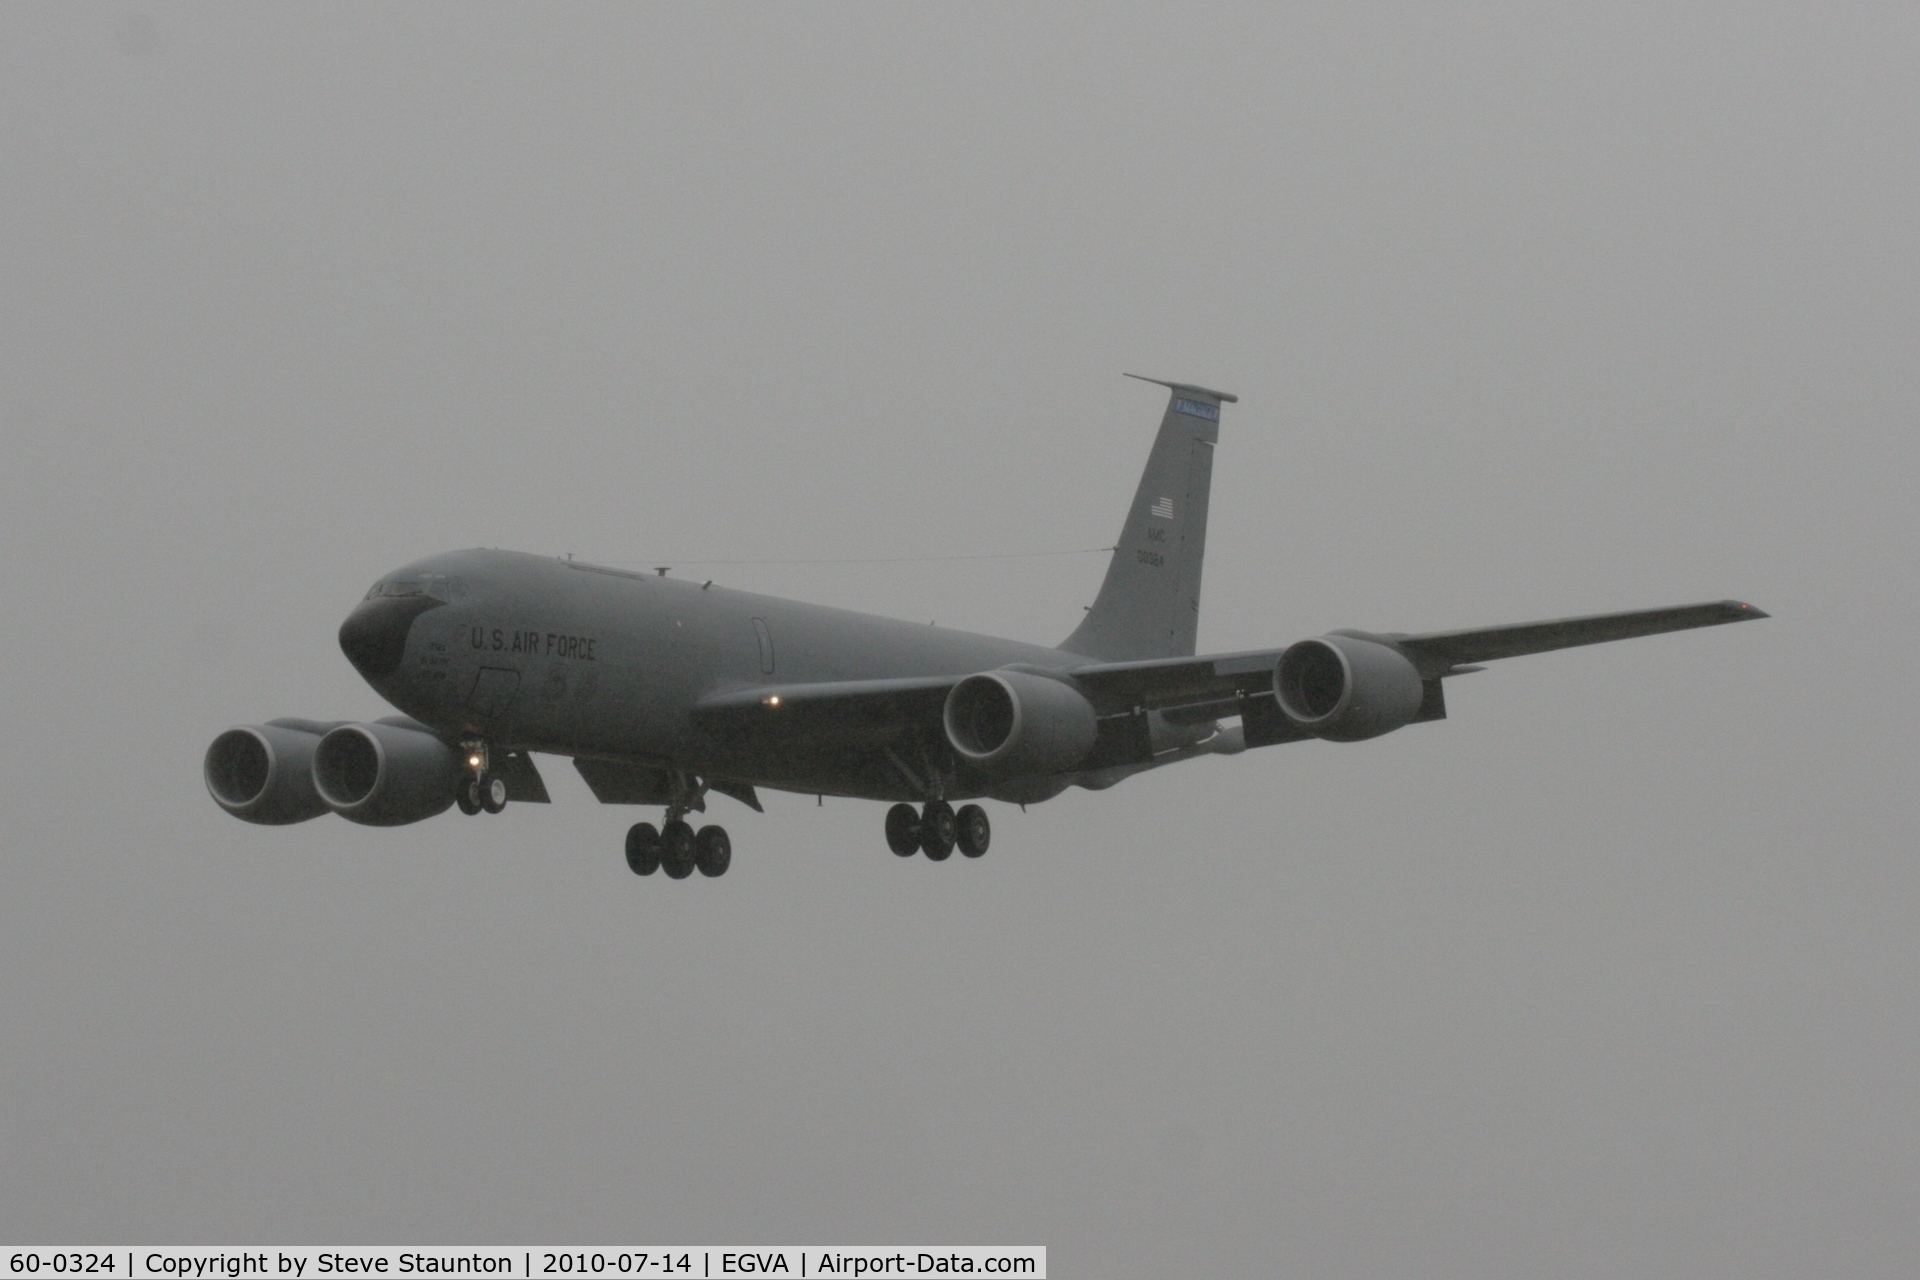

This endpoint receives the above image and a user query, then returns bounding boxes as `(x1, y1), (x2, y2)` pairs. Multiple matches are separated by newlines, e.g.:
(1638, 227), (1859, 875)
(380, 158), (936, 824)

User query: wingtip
(1729, 601), (1770, 620)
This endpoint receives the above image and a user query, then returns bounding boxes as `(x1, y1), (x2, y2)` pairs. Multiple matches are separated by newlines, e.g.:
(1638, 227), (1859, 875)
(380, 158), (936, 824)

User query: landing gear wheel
(920, 801), (956, 861)
(456, 779), (482, 815)
(625, 822), (661, 876)
(885, 803), (922, 856)
(479, 772), (508, 814)
(695, 825), (732, 877)
(956, 804), (990, 858)
(661, 820), (697, 879)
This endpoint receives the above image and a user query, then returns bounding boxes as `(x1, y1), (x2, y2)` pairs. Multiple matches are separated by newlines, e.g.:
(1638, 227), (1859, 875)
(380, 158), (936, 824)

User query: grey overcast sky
(2, 3), (1915, 1274)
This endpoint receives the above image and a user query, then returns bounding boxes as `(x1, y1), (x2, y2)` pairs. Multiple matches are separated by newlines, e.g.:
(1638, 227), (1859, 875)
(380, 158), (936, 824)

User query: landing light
(764, 695), (781, 707)
(468, 755), (482, 769)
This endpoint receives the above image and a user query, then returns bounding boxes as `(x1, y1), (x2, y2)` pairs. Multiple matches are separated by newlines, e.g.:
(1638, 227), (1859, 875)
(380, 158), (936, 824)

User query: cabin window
(752, 618), (775, 674)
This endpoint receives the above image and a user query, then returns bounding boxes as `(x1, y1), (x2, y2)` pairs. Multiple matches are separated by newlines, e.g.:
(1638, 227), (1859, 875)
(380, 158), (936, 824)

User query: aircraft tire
(920, 801), (956, 860)
(661, 820), (697, 879)
(456, 779), (482, 816)
(696, 825), (732, 877)
(625, 822), (662, 875)
(480, 773), (508, 814)
(885, 803), (921, 856)
(956, 804), (990, 858)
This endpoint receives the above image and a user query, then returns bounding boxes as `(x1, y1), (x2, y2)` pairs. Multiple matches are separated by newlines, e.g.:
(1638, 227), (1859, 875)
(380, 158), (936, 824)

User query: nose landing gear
(473, 774), (508, 814)
(456, 742), (509, 815)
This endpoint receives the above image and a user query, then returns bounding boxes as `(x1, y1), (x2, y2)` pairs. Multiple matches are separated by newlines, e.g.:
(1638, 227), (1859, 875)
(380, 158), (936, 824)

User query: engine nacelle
(204, 723), (331, 825)
(943, 669), (1098, 776)
(312, 721), (462, 826)
(1274, 634), (1425, 742)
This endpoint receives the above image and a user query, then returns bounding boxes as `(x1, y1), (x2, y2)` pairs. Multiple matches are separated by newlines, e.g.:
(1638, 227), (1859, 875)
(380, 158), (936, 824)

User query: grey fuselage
(341, 548), (1091, 802)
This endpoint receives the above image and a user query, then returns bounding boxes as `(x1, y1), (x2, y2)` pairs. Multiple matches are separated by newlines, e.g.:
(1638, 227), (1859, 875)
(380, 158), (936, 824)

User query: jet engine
(1274, 634), (1425, 742)
(943, 669), (1098, 776)
(204, 722), (332, 825)
(312, 720), (462, 826)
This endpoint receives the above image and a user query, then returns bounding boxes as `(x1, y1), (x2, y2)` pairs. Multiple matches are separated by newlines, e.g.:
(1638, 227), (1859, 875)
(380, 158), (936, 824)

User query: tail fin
(1060, 376), (1235, 661)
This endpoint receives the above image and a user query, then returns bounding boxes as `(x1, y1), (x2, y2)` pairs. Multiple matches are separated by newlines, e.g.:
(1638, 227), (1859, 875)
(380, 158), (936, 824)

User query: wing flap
(1065, 648), (1283, 711)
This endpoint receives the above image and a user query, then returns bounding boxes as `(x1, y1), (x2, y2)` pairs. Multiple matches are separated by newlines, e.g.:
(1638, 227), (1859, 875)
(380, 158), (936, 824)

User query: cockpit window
(369, 574), (468, 603)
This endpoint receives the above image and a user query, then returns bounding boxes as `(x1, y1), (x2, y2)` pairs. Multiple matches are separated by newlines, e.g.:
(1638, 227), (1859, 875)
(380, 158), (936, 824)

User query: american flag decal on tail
(1150, 497), (1175, 520)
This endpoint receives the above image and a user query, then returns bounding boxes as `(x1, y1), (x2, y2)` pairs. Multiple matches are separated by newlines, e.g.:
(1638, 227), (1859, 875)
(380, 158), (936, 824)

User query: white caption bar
(3, 1250), (1044, 1280)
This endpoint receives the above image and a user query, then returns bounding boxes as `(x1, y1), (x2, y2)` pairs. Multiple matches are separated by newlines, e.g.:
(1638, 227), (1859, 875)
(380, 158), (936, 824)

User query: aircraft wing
(1386, 599), (1766, 666)
(690, 600), (1766, 752)
(1071, 599), (1768, 709)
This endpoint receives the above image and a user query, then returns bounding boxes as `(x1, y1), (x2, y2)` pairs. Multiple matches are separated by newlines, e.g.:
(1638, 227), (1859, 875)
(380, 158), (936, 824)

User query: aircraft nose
(339, 593), (446, 681)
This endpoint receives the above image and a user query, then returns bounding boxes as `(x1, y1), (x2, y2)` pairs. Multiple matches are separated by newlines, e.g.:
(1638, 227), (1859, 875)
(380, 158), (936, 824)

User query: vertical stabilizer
(1061, 377), (1236, 661)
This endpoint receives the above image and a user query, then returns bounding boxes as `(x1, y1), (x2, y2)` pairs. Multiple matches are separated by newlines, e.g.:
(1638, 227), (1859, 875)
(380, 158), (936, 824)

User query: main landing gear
(886, 801), (990, 861)
(626, 774), (730, 879)
(625, 821), (731, 878)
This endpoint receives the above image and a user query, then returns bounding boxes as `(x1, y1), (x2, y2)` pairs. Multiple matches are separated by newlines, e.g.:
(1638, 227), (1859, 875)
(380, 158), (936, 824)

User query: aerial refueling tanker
(207, 376), (1765, 877)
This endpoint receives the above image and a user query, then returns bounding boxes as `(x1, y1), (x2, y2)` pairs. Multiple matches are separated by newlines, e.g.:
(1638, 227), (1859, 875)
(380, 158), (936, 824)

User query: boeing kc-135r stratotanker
(205, 376), (1766, 877)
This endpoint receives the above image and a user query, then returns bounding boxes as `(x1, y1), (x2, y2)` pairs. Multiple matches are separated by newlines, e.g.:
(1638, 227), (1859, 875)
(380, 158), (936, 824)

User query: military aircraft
(205, 376), (1765, 878)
